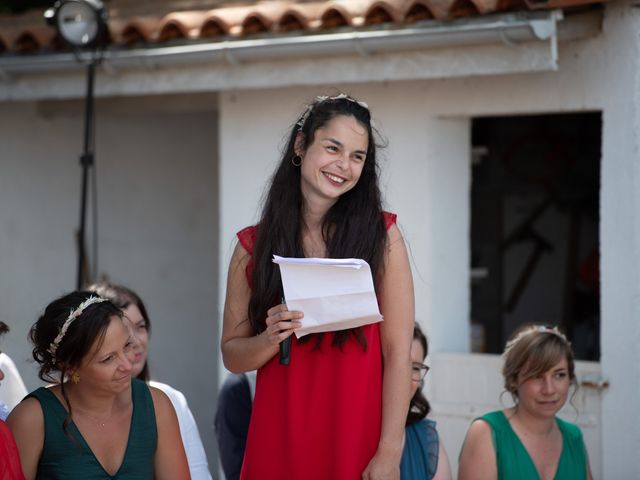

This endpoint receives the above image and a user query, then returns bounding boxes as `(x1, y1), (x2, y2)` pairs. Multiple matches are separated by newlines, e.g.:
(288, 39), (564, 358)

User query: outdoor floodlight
(45, 0), (108, 48)
(44, 0), (110, 289)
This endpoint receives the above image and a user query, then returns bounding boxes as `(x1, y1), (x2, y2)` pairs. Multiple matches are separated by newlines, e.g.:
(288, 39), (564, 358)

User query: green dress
(28, 378), (156, 479)
(479, 410), (587, 480)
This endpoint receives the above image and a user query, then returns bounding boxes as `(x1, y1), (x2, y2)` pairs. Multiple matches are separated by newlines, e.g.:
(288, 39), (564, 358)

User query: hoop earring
(292, 155), (302, 167)
(71, 371), (80, 384)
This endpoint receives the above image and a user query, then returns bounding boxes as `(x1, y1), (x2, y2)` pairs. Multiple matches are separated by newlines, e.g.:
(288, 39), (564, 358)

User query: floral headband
(502, 325), (568, 357)
(296, 93), (370, 130)
(48, 296), (108, 359)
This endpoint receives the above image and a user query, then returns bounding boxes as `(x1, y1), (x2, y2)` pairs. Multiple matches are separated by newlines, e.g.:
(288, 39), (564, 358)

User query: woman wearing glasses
(401, 323), (451, 480)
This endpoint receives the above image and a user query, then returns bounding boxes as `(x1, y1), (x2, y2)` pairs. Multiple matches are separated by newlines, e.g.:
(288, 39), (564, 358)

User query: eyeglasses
(411, 362), (429, 381)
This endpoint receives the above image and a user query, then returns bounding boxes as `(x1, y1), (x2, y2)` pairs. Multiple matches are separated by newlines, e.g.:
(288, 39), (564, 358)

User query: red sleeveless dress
(238, 212), (396, 480)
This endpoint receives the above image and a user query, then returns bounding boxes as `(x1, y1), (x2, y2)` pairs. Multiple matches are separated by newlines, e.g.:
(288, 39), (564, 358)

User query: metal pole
(77, 60), (95, 289)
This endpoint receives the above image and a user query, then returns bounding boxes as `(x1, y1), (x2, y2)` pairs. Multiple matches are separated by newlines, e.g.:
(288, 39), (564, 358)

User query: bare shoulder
(466, 418), (493, 441)
(6, 395), (45, 479)
(229, 240), (250, 270)
(148, 385), (174, 412)
(7, 396), (44, 430)
(386, 222), (404, 243)
(459, 419), (497, 480)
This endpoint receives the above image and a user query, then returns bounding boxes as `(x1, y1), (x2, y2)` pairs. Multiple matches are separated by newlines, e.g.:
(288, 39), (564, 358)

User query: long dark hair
(30, 291), (122, 434)
(88, 281), (152, 382)
(407, 323), (431, 426)
(248, 94), (387, 348)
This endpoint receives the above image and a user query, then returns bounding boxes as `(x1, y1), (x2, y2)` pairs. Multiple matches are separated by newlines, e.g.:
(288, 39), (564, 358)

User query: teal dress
(400, 419), (439, 480)
(28, 378), (156, 479)
(479, 410), (587, 480)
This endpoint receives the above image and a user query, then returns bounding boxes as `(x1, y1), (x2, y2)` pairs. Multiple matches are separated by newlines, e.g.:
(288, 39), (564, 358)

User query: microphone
(280, 336), (291, 365)
(279, 296), (291, 365)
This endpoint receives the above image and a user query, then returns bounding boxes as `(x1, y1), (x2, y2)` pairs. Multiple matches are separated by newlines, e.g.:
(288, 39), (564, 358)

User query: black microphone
(279, 336), (291, 365)
(279, 295), (291, 365)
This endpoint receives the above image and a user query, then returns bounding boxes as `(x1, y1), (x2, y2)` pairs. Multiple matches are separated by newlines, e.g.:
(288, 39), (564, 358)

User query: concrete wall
(216, 6), (640, 475)
(597, 2), (640, 477)
(0, 93), (221, 468)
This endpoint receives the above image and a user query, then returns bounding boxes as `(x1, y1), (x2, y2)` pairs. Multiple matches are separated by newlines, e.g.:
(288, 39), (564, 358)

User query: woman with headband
(7, 291), (190, 479)
(458, 325), (592, 480)
(221, 94), (414, 480)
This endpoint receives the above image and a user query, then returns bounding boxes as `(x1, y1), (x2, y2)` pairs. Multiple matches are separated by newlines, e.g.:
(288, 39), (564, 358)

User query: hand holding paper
(273, 255), (383, 338)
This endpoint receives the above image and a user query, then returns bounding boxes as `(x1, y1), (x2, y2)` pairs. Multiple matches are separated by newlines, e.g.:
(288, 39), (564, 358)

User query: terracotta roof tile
(364, 1), (404, 25)
(0, 0), (608, 56)
(115, 16), (163, 45)
(159, 12), (209, 41)
(277, 4), (327, 31)
(403, 1), (436, 22)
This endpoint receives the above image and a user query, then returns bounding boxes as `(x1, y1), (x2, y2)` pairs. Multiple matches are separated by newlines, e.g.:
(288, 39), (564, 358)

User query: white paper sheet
(273, 255), (383, 338)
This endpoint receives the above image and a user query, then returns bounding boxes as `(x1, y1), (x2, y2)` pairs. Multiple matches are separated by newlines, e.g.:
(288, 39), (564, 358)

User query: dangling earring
(71, 371), (80, 384)
(292, 155), (302, 167)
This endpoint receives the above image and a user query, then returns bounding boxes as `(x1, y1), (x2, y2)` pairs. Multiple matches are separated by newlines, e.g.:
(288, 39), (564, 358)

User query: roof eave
(0, 10), (571, 76)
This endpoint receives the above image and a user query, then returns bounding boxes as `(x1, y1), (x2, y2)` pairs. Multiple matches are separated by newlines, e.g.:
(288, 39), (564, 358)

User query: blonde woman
(458, 325), (592, 480)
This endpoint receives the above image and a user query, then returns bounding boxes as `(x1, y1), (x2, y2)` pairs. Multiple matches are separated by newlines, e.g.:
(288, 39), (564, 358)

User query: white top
(0, 352), (28, 410)
(150, 380), (212, 480)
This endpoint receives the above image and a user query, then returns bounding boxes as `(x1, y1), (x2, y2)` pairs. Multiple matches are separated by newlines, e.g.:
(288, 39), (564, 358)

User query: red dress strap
(237, 226), (258, 287)
(383, 211), (397, 230)
(237, 225), (258, 255)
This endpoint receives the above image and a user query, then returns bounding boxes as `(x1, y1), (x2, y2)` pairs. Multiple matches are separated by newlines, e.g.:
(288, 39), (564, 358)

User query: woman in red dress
(0, 321), (26, 480)
(221, 94), (414, 480)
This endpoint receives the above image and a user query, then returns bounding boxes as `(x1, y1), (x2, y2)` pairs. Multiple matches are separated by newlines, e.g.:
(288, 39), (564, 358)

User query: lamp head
(45, 0), (108, 48)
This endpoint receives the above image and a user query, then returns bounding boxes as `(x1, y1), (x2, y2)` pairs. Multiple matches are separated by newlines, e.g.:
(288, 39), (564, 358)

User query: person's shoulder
(149, 381), (188, 409)
(467, 414), (495, 437)
(382, 211), (397, 229)
(6, 395), (43, 429)
(149, 380), (179, 398)
(476, 410), (506, 427)
(237, 225), (258, 254)
(23, 386), (54, 404)
(0, 352), (15, 367)
(148, 383), (179, 420)
(556, 416), (584, 440)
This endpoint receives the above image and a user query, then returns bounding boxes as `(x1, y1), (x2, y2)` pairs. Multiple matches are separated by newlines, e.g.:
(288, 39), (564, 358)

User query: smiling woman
(458, 325), (593, 480)
(6, 291), (191, 480)
(221, 94), (415, 480)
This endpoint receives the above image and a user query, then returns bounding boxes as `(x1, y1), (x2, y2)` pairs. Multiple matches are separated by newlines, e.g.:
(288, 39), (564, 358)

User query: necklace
(73, 406), (114, 428)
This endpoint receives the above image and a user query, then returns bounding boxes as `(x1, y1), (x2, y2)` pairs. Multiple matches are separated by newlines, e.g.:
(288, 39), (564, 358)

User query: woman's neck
(509, 406), (556, 437)
(64, 382), (125, 415)
(302, 200), (332, 231)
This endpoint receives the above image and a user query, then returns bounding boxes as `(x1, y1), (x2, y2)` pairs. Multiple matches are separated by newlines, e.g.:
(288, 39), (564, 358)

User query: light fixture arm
(45, 1), (108, 288)
(76, 59), (96, 289)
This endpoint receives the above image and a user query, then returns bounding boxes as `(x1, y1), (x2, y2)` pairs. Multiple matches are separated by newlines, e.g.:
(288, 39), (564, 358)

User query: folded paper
(273, 255), (383, 338)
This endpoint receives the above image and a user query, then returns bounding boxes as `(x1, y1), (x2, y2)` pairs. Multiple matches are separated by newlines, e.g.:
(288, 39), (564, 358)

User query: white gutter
(0, 10), (564, 76)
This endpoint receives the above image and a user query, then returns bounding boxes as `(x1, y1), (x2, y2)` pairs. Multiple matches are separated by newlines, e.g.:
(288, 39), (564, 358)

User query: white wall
(217, 7), (640, 474)
(0, 93), (221, 469)
(597, 2), (640, 478)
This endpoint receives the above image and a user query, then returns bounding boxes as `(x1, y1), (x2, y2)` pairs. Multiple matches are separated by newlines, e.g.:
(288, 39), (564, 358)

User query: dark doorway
(470, 112), (600, 361)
